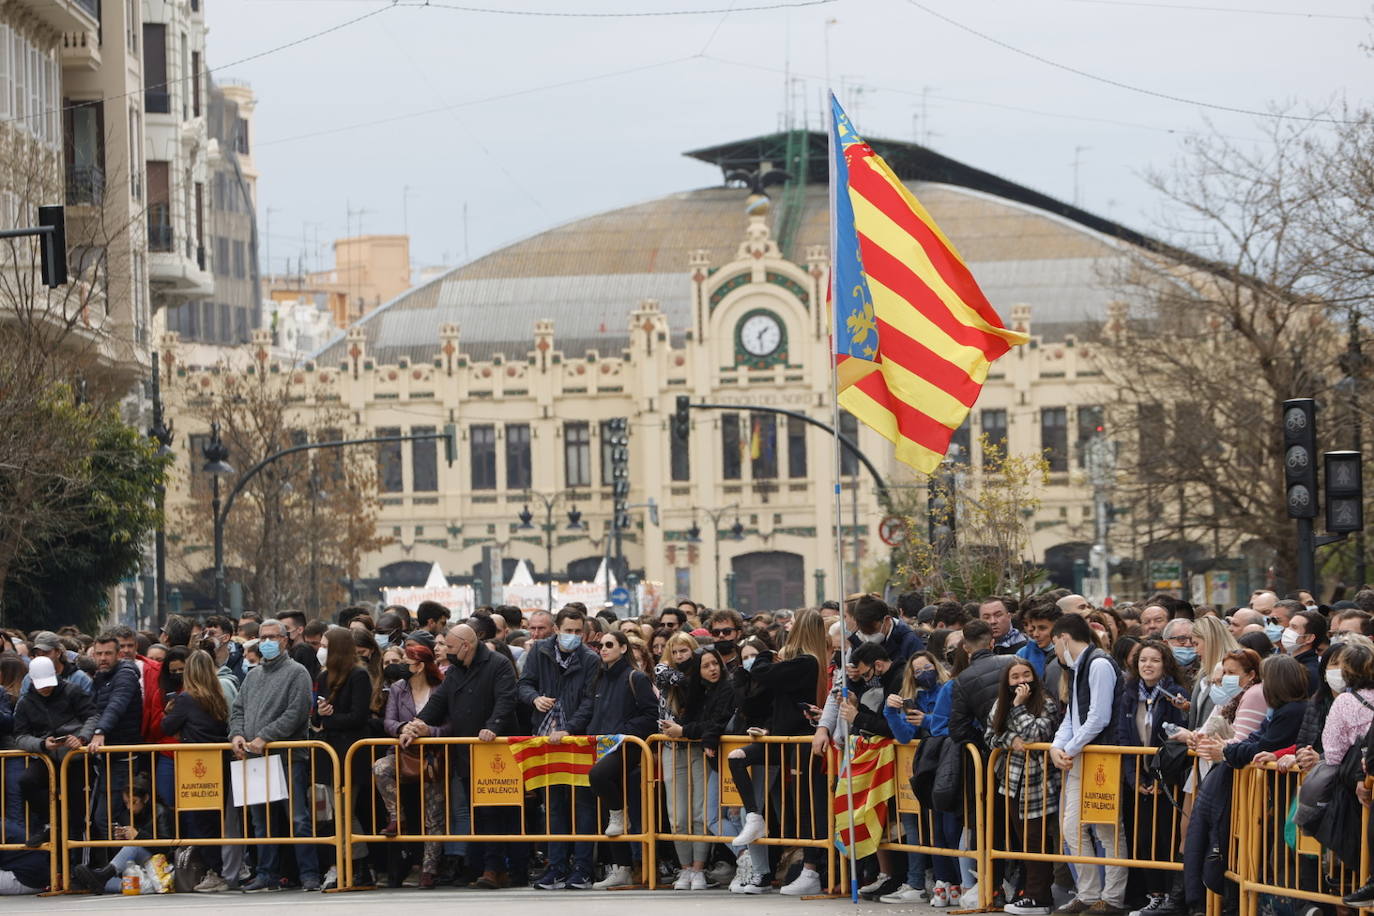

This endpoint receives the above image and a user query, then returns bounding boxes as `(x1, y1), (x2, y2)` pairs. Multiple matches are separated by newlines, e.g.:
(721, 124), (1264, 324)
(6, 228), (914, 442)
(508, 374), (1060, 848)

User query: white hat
(29, 656), (58, 690)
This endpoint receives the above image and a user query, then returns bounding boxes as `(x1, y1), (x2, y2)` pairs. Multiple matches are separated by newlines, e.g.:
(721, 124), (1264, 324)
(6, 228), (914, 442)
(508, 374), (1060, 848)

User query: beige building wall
(161, 207), (1142, 613)
(264, 234), (411, 329)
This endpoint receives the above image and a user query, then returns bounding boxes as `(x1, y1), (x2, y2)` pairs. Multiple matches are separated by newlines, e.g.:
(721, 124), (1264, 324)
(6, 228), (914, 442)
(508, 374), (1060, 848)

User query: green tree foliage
(0, 394), (167, 631)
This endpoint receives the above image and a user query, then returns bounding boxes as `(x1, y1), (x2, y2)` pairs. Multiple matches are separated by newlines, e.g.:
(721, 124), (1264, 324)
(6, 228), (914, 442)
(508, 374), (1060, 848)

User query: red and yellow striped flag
(508, 736), (596, 790)
(830, 96), (1028, 474)
(833, 737), (897, 860)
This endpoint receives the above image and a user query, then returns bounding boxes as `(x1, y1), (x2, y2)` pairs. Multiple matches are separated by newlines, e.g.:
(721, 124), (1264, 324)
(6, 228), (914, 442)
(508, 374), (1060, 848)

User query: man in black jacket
(11, 657), (97, 847)
(517, 606), (599, 889)
(88, 632), (144, 840)
(948, 620), (1015, 752)
(403, 623), (518, 888)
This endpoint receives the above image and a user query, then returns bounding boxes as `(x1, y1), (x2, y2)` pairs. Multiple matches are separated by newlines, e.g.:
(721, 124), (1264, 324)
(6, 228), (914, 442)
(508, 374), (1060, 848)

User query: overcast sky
(221, 0), (1370, 280)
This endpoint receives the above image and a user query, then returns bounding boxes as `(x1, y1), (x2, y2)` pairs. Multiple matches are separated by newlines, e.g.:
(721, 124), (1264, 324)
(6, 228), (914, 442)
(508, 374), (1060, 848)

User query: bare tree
(168, 354), (390, 614)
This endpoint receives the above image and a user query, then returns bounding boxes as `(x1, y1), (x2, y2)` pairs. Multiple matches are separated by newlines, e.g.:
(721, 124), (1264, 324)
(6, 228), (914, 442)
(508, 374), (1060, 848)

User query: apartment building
(163, 76), (262, 364)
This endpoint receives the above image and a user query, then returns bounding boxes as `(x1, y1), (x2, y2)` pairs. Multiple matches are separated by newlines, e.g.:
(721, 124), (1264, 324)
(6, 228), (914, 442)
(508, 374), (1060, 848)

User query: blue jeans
(898, 813), (932, 888)
(247, 752), (321, 883)
(441, 769), (471, 858)
(544, 784), (594, 877)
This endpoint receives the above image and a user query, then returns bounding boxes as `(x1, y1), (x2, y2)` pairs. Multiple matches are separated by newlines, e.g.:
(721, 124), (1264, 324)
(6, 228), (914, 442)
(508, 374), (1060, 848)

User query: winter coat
(13, 681), (97, 754)
(739, 653), (821, 737)
(948, 649), (1016, 750)
(312, 666), (374, 761)
(517, 636), (602, 734)
(160, 692), (229, 745)
(414, 642), (517, 738)
(91, 660), (143, 744)
(1116, 676), (1189, 788)
(847, 617), (925, 667)
(567, 656), (658, 739)
(678, 675), (737, 750)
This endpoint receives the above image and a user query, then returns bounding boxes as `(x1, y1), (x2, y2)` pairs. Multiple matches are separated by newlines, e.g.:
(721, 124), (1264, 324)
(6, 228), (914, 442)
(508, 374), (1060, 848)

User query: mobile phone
(902, 697), (920, 710)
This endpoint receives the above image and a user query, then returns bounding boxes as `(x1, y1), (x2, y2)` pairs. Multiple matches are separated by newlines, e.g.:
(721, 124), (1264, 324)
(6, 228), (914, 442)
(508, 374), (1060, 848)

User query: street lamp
(519, 491), (585, 611)
(688, 505), (740, 609)
(202, 421), (235, 612)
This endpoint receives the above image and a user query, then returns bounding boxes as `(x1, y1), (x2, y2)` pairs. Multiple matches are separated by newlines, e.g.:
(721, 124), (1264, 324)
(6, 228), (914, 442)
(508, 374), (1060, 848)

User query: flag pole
(827, 90), (860, 905)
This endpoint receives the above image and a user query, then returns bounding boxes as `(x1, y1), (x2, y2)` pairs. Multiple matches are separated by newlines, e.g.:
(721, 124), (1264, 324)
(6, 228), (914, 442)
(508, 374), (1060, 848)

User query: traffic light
(672, 395), (690, 442)
(1325, 450), (1364, 534)
(1282, 399), (1318, 519)
(38, 205), (66, 288)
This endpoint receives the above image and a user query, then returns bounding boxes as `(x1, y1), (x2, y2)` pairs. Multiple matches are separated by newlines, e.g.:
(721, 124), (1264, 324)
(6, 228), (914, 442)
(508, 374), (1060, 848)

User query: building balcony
(13, 0), (98, 35)
(65, 165), (103, 206)
(149, 247), (215, 302)
(145, 90), (171, 115)
(60, 29), (100, 70)
(148, 221), (173, 252)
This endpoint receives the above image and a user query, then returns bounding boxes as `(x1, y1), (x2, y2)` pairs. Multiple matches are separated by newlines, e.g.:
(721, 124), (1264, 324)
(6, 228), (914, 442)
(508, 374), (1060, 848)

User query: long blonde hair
(182, 649), (228, 725)
(780, 608), (828, 663)
(658, 631), (699, 668)
(1193, 614), (1238, 678)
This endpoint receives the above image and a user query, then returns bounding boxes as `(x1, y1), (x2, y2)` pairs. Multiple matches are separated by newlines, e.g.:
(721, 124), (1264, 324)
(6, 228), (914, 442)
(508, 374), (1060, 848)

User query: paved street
(2, 889), (915, 915)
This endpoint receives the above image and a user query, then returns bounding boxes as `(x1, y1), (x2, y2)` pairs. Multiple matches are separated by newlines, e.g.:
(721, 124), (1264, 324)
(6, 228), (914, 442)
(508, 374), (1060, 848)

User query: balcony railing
(148, 222), (173, 252)
(65, 165), (104, 206)
(145, 89), (170, 114)
(196, 245), (206, 271)
(75, 0), (99, 19)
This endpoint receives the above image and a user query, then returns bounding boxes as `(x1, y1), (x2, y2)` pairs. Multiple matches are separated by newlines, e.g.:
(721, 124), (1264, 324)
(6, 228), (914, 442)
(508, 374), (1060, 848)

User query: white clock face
(740, 313), (782, 357)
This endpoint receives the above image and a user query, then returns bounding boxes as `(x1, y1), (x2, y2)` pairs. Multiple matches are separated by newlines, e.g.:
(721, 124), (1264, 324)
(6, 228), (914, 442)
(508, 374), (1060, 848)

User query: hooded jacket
(566, 655), (658, 739)
(13, 681), (97, 753)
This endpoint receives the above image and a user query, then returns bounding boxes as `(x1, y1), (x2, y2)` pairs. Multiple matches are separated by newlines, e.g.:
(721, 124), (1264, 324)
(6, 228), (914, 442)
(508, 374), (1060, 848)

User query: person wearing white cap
(19, 632), (92, 697)
(11, 656), (97, 847)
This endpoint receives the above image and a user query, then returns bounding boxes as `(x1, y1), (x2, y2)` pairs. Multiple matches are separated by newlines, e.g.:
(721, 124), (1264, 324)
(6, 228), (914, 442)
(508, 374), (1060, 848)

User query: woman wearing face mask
(313, 626), (375, 885)
(553, 628), (658, 890)
(149, 646), (190, 805)
(1114, 640), (1189, 916)
(1170, 648), (1265, 749)
(659, 648), (736, 890)
(724, 636), (774, 893)
(880, 651), (954, 905)
(1183, 615), (1238, 732)
(372, 644), (445, 887)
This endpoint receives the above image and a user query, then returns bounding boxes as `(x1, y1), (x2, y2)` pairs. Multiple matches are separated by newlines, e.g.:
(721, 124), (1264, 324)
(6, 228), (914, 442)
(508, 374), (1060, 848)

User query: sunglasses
(709, 628), (737, 637)
(600, 641), (619, 649)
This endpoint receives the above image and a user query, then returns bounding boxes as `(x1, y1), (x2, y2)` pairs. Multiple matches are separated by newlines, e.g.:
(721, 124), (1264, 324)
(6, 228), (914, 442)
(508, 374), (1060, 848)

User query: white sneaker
(674, 869), (694, 890)
(689, 869), (709, 891)
(738, 870), (770, 895)
(780, 867), (822, 896)
(604, 809), (625, 837)
(732, 811), (767, 847)
(881, 884), (929, 904)
(194, 871), (229, 893)
(729, 855), (752, 893)
(932, 881), (951, 908)
(592, 865), (635, 889)
(706, 860), (735, 887)
(860, 872), (892, 895)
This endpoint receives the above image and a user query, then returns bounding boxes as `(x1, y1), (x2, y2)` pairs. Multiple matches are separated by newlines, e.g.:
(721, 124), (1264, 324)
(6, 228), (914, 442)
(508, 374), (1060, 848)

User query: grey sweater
(229, 653), (311, 743)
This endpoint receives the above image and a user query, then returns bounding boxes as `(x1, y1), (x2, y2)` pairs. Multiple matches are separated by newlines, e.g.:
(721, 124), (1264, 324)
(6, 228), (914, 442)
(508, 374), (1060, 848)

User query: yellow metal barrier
(878, 740), (989, 908)
(343, 735), (655, 891)
(646, 735), (839, 895)
(1235, 761), (1370, 916)
(986, 743), (1204, 911)
(0, 750), (61, 892)
(58, 741), (345, 893)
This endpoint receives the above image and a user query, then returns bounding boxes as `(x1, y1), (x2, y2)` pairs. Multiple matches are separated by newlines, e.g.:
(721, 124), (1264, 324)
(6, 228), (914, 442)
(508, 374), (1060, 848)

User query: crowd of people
(0, 587), (1370, 915)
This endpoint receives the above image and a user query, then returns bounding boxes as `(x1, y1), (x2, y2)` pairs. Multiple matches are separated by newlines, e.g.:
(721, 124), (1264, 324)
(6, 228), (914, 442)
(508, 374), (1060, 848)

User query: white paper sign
(229, 755), (289, 807)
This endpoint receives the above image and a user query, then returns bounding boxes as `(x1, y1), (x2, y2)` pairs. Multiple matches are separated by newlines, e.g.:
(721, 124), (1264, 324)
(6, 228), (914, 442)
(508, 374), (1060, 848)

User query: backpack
(930, 737), (966, 814)
(910, 735), (947, 809)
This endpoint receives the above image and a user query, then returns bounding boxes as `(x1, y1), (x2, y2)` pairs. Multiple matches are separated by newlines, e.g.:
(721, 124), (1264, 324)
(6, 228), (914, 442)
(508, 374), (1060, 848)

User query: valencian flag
(829, 95), (1028, 474)
(833, 736), (897, 860)
(509, 736), (596, 790)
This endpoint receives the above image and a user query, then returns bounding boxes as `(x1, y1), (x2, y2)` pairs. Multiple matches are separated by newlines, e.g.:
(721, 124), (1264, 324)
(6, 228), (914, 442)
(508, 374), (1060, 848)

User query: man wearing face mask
(228, 618), (319, 893)
(1161, 618), (1200, 686)
(845, 593), (925, 665)
(1283, 610), (1326, 696)
(517, 606), (600, 890)
(1049, 613), (1128, 916)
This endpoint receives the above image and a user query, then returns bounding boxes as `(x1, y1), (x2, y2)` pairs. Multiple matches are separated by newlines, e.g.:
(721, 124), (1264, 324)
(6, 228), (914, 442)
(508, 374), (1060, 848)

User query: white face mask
(1327, 668), (1347, 693)
(316, 646), (328, 666)
(1281, 628), (1301, 654)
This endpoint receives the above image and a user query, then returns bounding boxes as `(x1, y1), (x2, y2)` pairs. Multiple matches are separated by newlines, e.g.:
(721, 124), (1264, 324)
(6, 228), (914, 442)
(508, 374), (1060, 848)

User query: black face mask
(167, 673), (183, 690)
(383, 663), (411, 683)
(714, 639), (737, 656)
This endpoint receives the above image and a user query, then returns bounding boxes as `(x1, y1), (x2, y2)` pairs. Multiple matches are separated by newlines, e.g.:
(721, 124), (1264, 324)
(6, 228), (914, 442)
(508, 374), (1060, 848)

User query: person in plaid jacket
(986, 658), (1062, 916)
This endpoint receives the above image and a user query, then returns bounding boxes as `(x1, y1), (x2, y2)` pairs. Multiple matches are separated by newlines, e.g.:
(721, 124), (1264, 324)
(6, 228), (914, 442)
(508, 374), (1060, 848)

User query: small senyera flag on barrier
(833, 736), (897, 860)
(509, 736), (596, 790)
